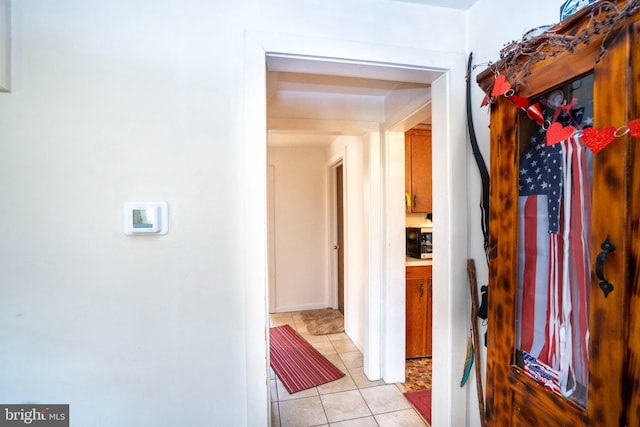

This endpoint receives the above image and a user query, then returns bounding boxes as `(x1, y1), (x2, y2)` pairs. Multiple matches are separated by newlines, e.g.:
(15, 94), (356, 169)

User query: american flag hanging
(517, 103), (591, 398)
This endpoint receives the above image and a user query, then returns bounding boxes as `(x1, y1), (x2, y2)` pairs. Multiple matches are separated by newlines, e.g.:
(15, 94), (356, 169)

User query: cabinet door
(406, 277), (428, 358)
(484, 22), (634, 427)
(405, 129), (432, 213)
(406, 266), (432, 358)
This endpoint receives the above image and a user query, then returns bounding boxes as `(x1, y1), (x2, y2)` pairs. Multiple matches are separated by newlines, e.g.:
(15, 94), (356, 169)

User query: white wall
(1, 2), (253, 425)
(465, 1), (567, 426)
(267, 146), (329, 312)
(467, 0), (566, 284)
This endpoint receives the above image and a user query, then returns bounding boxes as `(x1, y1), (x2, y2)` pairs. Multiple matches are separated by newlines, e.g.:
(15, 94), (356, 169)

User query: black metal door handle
(595, 235), (615, 297)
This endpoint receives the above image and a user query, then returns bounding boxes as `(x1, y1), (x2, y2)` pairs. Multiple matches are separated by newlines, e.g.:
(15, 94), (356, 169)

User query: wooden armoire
(477, 1), (640, 426)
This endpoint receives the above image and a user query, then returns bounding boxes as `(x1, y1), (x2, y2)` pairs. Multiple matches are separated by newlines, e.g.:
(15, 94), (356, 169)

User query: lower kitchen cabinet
(406, 265), (432, 358)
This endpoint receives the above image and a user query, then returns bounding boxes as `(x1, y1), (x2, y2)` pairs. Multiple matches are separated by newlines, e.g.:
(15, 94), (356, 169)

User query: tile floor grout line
(316, 384), (331, 426)
(355, 386), (380, 426)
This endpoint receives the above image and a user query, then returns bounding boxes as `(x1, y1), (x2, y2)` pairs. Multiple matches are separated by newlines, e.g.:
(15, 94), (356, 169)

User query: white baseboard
(271, 302), (335, 314)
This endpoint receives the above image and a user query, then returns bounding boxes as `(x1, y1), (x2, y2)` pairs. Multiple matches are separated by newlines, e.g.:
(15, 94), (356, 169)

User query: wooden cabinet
(477, 3), (640, 426)
(406, 265), (432, 358)
(405, 127), (432, 213)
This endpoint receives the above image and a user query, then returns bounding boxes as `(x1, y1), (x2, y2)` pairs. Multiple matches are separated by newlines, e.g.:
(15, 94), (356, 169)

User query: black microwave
(406, 227), (433, 259)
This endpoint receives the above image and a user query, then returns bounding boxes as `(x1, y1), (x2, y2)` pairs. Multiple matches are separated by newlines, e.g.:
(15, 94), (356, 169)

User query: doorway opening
(243, 31), (469, 427)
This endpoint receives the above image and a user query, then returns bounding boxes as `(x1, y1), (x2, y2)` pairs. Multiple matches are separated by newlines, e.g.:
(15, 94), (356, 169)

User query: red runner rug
(404, 389), (432, 424)
(270, 324), (345, 394)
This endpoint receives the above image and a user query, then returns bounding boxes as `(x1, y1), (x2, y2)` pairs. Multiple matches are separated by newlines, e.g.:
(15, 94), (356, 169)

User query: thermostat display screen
(133, 208), (155, 229)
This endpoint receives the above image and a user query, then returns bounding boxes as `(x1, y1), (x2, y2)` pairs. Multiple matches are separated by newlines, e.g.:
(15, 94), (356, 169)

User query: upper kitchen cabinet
(405, 126), (432, 214)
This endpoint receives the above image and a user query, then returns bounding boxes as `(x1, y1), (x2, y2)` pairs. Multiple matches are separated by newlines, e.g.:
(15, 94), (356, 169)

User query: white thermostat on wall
(123, 202), (168, 235)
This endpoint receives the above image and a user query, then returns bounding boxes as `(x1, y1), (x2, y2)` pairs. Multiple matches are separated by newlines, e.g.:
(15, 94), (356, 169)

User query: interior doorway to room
(244, 34), (469, 426)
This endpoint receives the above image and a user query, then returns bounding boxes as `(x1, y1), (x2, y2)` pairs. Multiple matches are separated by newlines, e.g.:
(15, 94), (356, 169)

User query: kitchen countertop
(405, 257), (432, 267)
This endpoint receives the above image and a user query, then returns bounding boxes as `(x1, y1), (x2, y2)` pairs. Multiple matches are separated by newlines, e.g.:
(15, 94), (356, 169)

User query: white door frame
(242, 31), (469, 427)
(267, 165), (276, 313)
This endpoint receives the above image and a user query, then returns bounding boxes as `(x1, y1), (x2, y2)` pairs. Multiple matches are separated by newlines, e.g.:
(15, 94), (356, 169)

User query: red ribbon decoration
(551, 98), (578, 123)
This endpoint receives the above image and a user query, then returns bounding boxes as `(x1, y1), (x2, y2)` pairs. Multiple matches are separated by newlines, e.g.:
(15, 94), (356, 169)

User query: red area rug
(404, 389), (432, 424)
(270, 324), (345, 394)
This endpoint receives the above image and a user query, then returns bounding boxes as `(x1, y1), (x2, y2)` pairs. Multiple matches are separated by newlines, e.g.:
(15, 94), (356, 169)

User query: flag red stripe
(519, 195), (551, 361)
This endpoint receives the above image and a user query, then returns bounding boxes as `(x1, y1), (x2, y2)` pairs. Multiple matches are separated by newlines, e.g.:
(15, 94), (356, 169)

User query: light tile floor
(269, 311), (429, 427)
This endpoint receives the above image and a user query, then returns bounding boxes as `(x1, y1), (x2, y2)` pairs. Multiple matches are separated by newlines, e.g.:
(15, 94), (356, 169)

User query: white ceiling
(267, 57), (436, 147)
(266, 0), (478, 147)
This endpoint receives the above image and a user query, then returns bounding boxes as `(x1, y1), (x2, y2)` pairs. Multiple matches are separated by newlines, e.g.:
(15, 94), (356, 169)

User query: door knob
(333, 245), (340, 250)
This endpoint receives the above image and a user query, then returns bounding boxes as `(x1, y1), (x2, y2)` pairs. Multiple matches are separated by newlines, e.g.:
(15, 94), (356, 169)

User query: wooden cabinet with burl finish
(477, 1), (640, 425)
(405, 127), (432, 214)
(406, 265), (432, 358)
